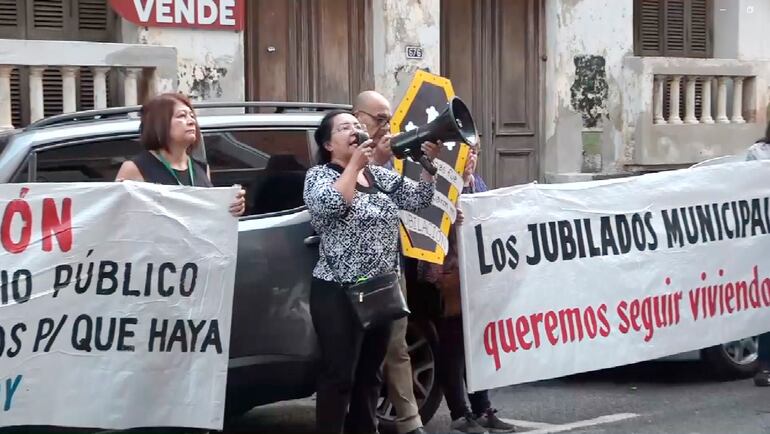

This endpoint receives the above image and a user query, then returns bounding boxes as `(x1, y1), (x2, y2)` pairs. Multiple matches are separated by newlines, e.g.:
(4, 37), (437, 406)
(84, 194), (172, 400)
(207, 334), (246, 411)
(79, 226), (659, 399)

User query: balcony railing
(622, 57), (770, 167)
(0, 39), (177, 130)
(653, 74), (755, 125)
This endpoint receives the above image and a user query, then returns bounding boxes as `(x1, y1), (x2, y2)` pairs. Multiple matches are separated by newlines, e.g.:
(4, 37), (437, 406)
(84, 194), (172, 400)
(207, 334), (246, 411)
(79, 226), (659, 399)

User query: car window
(204, 129), (313, 216)
(33, 137), (142, 183)
(10, 157), (29, 183)
(25, 128), (313, 216)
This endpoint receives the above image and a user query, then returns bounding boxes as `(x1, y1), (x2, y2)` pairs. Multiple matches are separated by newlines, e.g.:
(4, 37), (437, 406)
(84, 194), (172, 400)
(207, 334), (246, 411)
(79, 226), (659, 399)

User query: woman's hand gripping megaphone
(346, 129), (374, 171)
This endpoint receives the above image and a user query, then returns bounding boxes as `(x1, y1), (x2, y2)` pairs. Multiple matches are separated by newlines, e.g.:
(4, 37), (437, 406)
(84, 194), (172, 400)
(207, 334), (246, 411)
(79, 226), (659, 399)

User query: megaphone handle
(418, 155), (438, 176)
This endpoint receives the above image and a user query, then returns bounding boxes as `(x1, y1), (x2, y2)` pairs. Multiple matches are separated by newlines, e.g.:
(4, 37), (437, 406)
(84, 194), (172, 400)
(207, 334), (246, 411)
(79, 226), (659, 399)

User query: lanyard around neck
(155, 152), (194, 187)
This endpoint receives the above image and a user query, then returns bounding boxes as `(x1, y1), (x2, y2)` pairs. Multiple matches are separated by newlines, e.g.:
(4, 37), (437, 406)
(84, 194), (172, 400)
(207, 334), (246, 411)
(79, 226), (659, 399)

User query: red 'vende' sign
(109, 0), (245, 31)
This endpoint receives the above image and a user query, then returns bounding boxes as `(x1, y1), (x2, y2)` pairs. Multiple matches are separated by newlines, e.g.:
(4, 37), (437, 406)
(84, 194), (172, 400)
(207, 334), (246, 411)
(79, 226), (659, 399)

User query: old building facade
(2, 0), (769, 187)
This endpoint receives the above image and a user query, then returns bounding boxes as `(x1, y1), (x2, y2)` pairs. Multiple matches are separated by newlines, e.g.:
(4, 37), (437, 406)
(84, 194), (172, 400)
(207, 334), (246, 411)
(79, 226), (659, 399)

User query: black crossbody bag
(321, 241), (410, 330)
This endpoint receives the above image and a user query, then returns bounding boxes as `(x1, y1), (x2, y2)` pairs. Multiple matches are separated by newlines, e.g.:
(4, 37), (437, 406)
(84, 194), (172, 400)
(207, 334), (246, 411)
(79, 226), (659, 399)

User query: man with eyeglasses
(354, 91), (396, 169)
(354, 90), (427, 434)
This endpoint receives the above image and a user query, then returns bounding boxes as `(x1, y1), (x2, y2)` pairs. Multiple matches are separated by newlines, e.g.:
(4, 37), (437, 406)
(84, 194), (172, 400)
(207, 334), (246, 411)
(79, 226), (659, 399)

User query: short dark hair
(314, 109), (351, 164)
(139, 93), (201, 151)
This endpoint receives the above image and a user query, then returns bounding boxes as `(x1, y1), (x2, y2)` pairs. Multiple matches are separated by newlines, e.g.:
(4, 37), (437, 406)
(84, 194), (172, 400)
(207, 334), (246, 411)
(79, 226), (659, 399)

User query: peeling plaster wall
(714, 0), (770, 61)
(545, 0), (770, 182)
(545, 0), (634, 179)
(372, 0), (440, 106)
(713, 0), (740, 59)
(737, 2), (770, 60)
(622, 57), (770, 166)
(121, 22), (244, 102)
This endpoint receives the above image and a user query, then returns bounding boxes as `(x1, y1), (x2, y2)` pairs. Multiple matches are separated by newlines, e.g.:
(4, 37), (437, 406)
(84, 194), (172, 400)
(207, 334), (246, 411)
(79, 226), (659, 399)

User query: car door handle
(304, 235), (321, 246)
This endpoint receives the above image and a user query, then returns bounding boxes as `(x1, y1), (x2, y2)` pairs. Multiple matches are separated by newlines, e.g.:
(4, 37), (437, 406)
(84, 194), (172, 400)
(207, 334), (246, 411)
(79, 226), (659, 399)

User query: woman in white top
(746, 124), (770, 161)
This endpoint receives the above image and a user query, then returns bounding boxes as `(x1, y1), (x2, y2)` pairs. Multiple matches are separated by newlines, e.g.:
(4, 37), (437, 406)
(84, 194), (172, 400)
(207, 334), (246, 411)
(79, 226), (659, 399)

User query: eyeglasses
(356, 110), (392, 129)
(333, 122), (364, 134)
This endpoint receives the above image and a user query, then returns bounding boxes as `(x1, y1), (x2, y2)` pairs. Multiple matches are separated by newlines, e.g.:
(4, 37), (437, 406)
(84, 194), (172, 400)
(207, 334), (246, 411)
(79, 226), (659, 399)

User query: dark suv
(0, 103), (443, 429)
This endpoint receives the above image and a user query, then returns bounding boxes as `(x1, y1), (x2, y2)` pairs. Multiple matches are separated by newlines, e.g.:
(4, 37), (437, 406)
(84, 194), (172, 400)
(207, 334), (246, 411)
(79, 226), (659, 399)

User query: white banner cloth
(0, 182), (238, 429)
(458, 162), (770, 391)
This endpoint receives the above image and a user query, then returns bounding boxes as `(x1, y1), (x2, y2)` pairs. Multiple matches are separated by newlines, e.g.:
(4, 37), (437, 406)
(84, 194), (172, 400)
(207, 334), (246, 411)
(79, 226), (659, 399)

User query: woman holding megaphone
(303, 110), (439, 434)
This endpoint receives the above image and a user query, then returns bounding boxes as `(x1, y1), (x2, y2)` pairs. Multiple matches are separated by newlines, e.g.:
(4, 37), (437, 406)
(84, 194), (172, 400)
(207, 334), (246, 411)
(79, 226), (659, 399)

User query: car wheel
(701, 336), (759, 378)
(377, 319), (443, 433)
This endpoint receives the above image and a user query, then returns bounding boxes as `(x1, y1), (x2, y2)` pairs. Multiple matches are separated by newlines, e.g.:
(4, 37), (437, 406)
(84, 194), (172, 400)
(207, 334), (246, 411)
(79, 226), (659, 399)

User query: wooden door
(442, 0), (542, 188)
(245, 0), (296, 102)
(245, 0), (373, 104)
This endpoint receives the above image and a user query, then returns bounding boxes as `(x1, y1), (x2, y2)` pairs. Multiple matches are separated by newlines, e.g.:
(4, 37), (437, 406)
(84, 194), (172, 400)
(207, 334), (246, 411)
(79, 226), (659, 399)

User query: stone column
(684, 76), (698, 124)
(653, 76), (666, 125)
(731, 76), (745, 124)
(123, 68), (142, 106)
(92, 67), (110, 109)
(716, 77), (730, 124)
(61, 66), (79, 113)
(668, 75), (683, 124)
(29, 66), (45, 122)
(700, 76), (714, 124)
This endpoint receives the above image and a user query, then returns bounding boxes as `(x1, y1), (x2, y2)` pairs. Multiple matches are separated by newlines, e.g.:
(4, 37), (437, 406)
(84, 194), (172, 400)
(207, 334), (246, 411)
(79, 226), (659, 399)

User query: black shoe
(450, 413), (488, 434)
(755, 369), (770, 387)
(405, 428), (428, 434)
(475, 409), (516, 433)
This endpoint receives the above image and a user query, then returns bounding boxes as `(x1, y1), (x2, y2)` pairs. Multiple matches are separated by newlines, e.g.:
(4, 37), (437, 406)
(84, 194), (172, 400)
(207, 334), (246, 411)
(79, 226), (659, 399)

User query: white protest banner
(0, 181), (238, 430)
(457, 161), (770, 392)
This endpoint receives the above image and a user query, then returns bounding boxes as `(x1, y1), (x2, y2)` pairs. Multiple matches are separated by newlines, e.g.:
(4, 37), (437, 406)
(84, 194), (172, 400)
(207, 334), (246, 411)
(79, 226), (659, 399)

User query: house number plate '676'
(406, 46), (424, 60)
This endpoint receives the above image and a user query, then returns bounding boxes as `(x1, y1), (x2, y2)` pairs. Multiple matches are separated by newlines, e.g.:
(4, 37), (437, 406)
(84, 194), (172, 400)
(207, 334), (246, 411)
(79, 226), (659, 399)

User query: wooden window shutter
(10, 68), (23, 128)
(635, 0), (663, 56)
(74, 0), (114, 42)
(26, 0), (71, 40)
(42, 69), (64, 118)
(663, 0), (686, 56)
(0, 0), (26, 38)
(78, 68), (95, 111)
(688, 0), (712, 58)
(25, 0), (114, 41)
(634, 0), (713, 58)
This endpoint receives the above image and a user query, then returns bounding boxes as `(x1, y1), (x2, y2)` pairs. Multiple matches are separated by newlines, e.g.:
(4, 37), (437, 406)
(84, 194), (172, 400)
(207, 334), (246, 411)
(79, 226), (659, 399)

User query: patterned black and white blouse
(303, 163), (435, 283)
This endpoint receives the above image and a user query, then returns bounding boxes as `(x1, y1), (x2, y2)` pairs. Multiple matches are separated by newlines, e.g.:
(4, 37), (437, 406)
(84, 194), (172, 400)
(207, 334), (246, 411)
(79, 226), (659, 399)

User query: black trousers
(310, 278), (393, 434)
(437, 315), (491, 421)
